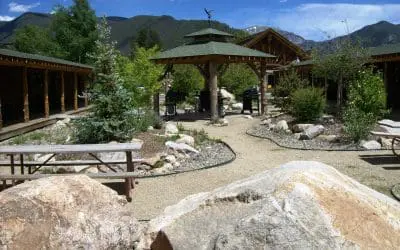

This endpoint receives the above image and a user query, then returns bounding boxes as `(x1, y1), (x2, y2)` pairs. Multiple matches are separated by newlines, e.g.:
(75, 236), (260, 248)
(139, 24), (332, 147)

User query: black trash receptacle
(241, 87), (260, 114)
(165, 90), (178, 116)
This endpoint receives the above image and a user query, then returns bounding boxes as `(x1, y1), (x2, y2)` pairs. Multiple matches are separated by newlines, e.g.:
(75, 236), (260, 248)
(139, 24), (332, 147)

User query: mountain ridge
(1, 12), (399, 55)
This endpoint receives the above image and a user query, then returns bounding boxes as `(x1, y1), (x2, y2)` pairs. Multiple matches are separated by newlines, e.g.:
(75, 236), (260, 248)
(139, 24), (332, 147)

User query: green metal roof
(0, 49), (93, 69)
(184, 28), (234, 38)
(370, 43), (400, 56)
(152, 41), (275, 60)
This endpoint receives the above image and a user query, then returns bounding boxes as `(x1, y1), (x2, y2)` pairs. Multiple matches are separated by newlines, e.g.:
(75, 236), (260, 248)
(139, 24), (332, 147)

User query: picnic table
(0, 143), (143, 201)
(371, 119), (400, 158)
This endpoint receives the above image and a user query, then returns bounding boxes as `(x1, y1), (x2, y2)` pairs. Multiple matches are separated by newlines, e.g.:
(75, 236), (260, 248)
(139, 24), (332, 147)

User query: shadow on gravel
(359, 154), (400, 169)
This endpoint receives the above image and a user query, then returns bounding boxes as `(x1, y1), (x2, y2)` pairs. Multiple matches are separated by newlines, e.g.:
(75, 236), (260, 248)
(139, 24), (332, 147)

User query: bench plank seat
(0, 143), (142, 154)
(0, 172), (140, 181)
(0, 159), (145, 167)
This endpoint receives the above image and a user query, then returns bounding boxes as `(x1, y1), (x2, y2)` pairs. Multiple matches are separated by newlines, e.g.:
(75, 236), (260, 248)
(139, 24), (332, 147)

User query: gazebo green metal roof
(184, 28), (234, 38)
(370, 43), (400, 56)
(152, 41), (275, 60)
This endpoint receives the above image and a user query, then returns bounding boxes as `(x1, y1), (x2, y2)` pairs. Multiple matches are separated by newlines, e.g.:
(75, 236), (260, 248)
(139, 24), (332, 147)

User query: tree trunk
(324, 76), (328, 101)
(209, 61), (218, 123)
(153, 92), (160, 116)
(337, 74), (343, 109)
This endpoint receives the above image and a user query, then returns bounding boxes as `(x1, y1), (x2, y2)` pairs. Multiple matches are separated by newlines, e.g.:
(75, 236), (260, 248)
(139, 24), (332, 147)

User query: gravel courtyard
(130, 115), (400, 220)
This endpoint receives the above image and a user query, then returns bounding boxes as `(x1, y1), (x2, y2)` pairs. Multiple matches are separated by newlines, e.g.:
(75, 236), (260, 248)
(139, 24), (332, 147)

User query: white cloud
(0, 15), (15, 21)
(8, 2), (40, 13)
(223, 3), (400, 41)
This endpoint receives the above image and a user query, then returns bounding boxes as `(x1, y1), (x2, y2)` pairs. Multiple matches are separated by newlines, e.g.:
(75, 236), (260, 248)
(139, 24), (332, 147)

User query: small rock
(173, 161), (181, 168)
(300, 125), (325, 140)
(147, 126), (154, 131)
(360, 140), (381, 150)
(378, 137), (397, 149)
(292, 124), (314, 133)
(274, 120), (289, 131)
(231, 102), (243, 110)
(294, 133), (302, 140)
(317, 135), (339, 143)
(53, 120), (67, 129)
(165, 122), (179, 135)
(176, 134), (195, 147)
(284, 129), (292, 134)
(165, 155), (177, 164)
(260, 119), (272, 126)
(269, 124), (276, 131)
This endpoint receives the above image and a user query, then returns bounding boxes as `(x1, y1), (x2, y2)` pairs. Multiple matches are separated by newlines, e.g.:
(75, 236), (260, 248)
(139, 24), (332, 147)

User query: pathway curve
(130, 115), (400, 219)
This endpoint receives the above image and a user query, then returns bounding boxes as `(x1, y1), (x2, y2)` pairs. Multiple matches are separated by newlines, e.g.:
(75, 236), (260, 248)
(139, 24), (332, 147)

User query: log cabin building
(239, 28), (310, 86)
(0, 49), (93, 131)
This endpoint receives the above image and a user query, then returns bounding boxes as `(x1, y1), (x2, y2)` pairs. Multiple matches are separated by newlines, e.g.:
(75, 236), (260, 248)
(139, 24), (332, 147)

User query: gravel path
(129, 115), (400, 219)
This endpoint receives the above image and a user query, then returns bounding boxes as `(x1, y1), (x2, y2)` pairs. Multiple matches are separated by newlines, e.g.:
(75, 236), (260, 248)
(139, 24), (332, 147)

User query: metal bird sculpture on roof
(204, 8), (214, 27)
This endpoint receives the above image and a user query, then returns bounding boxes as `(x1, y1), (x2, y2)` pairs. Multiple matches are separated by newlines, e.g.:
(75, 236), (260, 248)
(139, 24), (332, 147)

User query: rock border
(392, 183), (400, 201)
(246, 127), (392, 152)
(136, 140), (236, 179)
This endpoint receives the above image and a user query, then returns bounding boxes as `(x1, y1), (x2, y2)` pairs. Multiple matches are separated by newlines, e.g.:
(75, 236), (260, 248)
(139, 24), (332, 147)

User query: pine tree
(74, 18), (134, 143)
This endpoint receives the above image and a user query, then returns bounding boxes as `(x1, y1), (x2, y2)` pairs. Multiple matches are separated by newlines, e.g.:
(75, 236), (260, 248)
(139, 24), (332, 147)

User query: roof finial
(204, 8), (214, 27)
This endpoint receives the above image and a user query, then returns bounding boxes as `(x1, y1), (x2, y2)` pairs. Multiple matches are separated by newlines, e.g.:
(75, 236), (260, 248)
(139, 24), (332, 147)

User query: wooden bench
(0, 143), (142, 201)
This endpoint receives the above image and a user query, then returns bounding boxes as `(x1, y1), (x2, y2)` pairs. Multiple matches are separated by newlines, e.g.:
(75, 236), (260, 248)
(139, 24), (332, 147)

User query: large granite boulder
(0, 176), (142, 249)
(300, 125), (325, 140)
(139, 161), (400, 249)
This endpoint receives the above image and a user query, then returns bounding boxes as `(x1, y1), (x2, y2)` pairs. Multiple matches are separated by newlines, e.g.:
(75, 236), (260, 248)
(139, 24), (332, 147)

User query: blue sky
(0, 0), (399, 41)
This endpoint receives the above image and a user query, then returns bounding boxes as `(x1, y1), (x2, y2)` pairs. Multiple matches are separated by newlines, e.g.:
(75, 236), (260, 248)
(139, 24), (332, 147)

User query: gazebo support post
(44, 69), (49, 118)
(0, 97), (3, 129)
(74, 72), (78, 111)
(259, 65), (267, 115)
(22, 67), (29, 122)
(209, 61), (218, 122)
(60, 71), (65, 113)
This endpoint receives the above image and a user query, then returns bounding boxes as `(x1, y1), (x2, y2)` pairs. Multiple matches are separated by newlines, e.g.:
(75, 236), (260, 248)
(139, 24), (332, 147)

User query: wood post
(61, 72), (65, 113)
(209, 61), (218, 123)
(44, 69), (49, 118)
(74, 72), (78, 110)
(22, 67), (29, 122)
(84, 81), (89, 107)
(259, 66), (266, 115)
(125, 151), (134, 202)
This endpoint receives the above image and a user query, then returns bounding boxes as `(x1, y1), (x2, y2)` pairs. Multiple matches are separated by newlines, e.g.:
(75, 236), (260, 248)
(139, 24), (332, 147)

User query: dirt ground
(129, 114), (400, 219)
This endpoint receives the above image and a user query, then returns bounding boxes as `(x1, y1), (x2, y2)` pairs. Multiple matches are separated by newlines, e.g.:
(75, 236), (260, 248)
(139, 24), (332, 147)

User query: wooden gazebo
(151, 28), (276, 122)
(0, 49), (93, 129)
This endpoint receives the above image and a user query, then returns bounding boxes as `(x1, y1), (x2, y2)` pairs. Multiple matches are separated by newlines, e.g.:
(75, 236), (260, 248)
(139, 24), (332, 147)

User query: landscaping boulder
(360, 140), (381, 150)
(165, 122), (179, 135)
(0, 176), (142, 249)
(220, 88), (235, 103)
(176, 134), (195, 147)
(317, 134), (339, 143)
(300, 125), (325, 140)
(231, 103), (243, 110)
(292, 123), (314, 133)
(274, 120), (289, 131)
(165, 141), (199, 154)
(139, 161), (400, 249)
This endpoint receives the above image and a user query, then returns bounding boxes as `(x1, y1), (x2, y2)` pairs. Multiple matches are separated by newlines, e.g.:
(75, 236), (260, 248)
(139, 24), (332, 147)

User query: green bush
(343, 107), (375, 142)
(272, 68), (309, 110)
(290, 87), (326, 122)
(344, 68), (388, 141)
